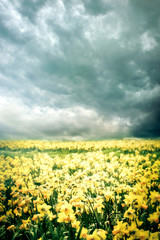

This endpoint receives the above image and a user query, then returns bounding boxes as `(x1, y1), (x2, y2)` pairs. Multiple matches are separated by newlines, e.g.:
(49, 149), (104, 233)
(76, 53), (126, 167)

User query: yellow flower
(80, 227), (88, 239)
(136, 219), (143, 227)
(147, 212), (159, 223)
(150, 191), (160, 204)
(6, 209), (14, 218)
(124, 207), (136, 219)
(18, 200), (26, 208)
(127, 221), (138, 233)
(60, 202), (73, 215)
(135, 229), (149, 240)
(133, 195), (146, 210)
(72, 220), (81, 229)
(85, 228), (107, 240)
(23, 206), (29, 213)
(0, 215), (7, 222)
(7, 225), (16, 231)
(93, 229), (107, 240)
(112, 221), (128, 237)
(141, 204), (148, 210)
(13, 207), (22, 217)
(48, 212), (56, 220)
(57, 211), (75, 223)
(104, 190), (113, 201)
(37, 203), (51, 216)
(19, 218), (31, 230)
(32, 214), (41, 223)
(149, 232), (160, 240)
(86, 234), (100, 240)
(124, 192), (136, 206)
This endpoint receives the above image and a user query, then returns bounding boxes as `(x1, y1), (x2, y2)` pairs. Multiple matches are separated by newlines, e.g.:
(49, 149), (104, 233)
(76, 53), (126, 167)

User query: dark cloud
(130, 0), (160, 30)
(81, 0), (111, 16)
(0, 0), (159, 139)
(131, 102), (160, 138)
(18, 0), (46, 23)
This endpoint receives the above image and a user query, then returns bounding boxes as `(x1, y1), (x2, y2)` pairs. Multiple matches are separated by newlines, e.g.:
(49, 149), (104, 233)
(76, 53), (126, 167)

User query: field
(0, 140), (160, 240)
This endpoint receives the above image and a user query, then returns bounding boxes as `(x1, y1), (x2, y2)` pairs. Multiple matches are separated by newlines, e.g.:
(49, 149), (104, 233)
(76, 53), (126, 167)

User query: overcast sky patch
(0, 0), (160, 139)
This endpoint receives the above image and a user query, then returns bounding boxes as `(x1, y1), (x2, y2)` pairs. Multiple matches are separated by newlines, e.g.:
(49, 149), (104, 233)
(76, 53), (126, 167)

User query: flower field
(0, 140), (160, 240)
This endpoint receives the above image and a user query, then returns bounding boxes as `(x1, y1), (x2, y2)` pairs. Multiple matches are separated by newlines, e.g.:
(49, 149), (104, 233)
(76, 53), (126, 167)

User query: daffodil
(112, 221), (128, 238)
(60, 201), (73, 215)
(127, 221), (138, 234)
(19, 218), (31, 230)
(124, 207), (136, 219)
(80, 227), (88, 239)
(135, 229), (149, 240)
(149, 232), (160, 240)
(94, 229), (107, 240)
(147, 212), (159, 223)
(149, 191), (160, 204)
(7, 225), (16, 231)
(72, 220), (81, 229)
(37, 203), (51, 216)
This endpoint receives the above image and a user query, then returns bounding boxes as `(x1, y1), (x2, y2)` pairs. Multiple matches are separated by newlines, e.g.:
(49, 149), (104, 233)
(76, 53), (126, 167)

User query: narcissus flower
(149, 191), (160, 204)
(147, 212), (159, 223)
(7, 225), (16, 231)
(149, 232), (160, 240)
(60, 202), (73, 215)
(19, 218), (31, 230)
(124, 207), (136, 219)
(135, 229), (149, 240)
(72, 220), (81, 229)
(112, 221), (128, 238)
(37, 203), (51, 216)
(80, 227), (88, 239)
(94, 229), (107, 239)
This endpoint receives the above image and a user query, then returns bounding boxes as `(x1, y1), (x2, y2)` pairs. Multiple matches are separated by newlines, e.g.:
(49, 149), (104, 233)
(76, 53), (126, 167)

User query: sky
(0, 0), (160, 140)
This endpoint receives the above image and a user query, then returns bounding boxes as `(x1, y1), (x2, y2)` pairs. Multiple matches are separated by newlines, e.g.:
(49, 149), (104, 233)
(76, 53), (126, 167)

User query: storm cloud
(0, 0), (160, 139)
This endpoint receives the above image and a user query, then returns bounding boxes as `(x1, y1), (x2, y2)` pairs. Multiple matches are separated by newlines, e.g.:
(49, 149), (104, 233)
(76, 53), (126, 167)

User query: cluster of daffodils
(0, 140), (159, 240)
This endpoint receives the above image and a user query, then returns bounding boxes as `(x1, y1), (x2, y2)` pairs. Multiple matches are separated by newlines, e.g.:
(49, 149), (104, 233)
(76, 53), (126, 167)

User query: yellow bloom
(32, 214), (41, 223)
(72, 220), (81, 229)
(112, 221), (128, 237)
(57, 212), (75, 223)
(135, 229), (149, 240)
(141, 204), (148, 210)
(13, 207), (22, 217)
(80, 227), (88, 239)
(7, 225), (16, 231)
(60, 202), (73, 215)
(0, 203), (5, 212)
(23, 206), (29, 213)
(6, 209), (14, 218)
(19, 218), (31, 230)
(127, 221), (138, 233)
(48, 212), (56, 220)
(124, 192), (136, 206)
(0, 215), (7, 222)
(133, 195), (146, 210)
(37, 203), (51, 216)
(149, 232), (160, 240)
(147, 212), (159, 223)
(104, 190), (113, 201)
(150, 191), (160, 204)
(18, 200), (26, 208)
(86, 234), (100, 240)
(124, 207), (136, 219)
(94, 229), (107, 240)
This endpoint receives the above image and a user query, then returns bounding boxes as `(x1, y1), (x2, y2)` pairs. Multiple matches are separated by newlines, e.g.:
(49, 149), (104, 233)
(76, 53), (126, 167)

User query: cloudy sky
(0, 0), (160, 140)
